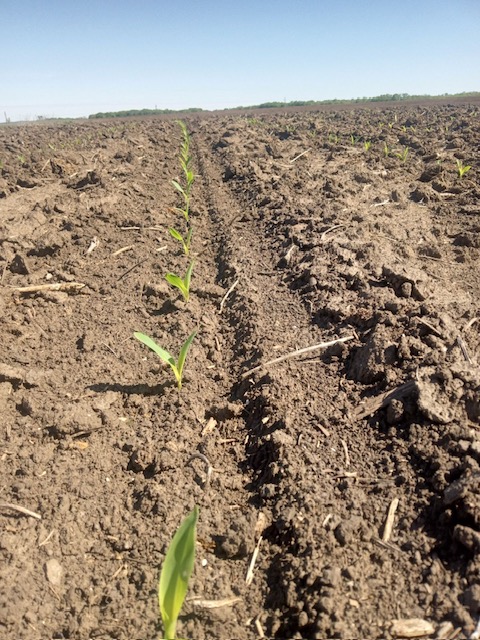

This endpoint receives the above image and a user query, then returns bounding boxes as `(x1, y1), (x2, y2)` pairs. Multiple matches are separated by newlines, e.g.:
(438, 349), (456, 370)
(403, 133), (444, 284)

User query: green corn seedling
(169, 226), (193, 256)
(165, 261), (194, 303)
(350, 134), (358, 146)
(456, 159), (471, 178)
(134, 331), (196, 390)
(396, 146), (409, 163)
(172, 120), (195, 221)
(159, 506), (198, 639)
(383, 142), (390, 157)
(171, 180), (192, 222)
(363, 140), (372, 151)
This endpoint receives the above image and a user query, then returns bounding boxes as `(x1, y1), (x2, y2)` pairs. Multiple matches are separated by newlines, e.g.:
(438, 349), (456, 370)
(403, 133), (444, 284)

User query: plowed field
(1, 101), (479, 639)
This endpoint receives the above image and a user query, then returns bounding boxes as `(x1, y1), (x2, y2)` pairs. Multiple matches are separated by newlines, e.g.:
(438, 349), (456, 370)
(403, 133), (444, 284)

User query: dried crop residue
(0, 101), (479, 639)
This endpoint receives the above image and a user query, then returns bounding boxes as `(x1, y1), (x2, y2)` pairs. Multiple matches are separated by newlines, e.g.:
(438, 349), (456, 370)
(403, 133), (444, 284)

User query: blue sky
(2, 0), (480, 121)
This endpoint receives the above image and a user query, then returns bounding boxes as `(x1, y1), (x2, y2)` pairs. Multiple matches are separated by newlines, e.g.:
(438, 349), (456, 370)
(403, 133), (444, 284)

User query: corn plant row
(134, 120), (197, 391)
(132, 121), (200, 638)
(326, 130), (473, 175)
(169, 120), (196, 256)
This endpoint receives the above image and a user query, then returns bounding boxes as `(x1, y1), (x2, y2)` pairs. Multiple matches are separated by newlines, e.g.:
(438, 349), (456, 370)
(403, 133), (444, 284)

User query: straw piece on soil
(254, 512), (268, 541)
(246, 535), (262, 586)
(290, 148), (311, 163)
(382, 497), (399, 542)
(241, 335), (354, 379)
(188, 596), (242, 609)
(0, 502), (42, 520)
(434, 622), (455, 640)
(219, 279), (239, 312)
(11, 282), (86, 293)
(254, 617), (265, 638)
(316, 423), (331, 437)
(321, 224), (345, 241)
(464, 317), (479, 331)
(201, 417), (218, 437)
(354, 380), (416, 420)
(119, 225), (164, 231)
(39, 529), (56, 546)
(456, 336), (472, 364)
(322, 514), (333, 527)
(111, 245), (134, 257)
(340, 438), (350, 468)
(389, 617), (435, 638)
(86, 236), (99, 254)
(284, 243), (296, 263)
(417, 318), (444, 338)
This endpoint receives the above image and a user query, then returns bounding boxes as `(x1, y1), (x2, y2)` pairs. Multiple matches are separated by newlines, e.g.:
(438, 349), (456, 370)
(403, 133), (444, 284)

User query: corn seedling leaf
(165, 273), (188, 299)
(159, 506), (199, 640)
(134, 331), (195, 389)
(172, 180), (186, 196)
(134, 332), (175, 368)
(166, 261), (194, 302)
(169, 228), (184, 243)
(175, 119), (188, 136)
(456, 159), (471, 178)
(173, 206), (189, 218)
(168, 227), (192, 256)
(180, 156), (192, 170)
(177, 331), (196, 384)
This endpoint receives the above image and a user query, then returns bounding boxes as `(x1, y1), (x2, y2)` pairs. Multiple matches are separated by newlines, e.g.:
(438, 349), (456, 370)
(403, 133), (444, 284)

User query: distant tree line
(234, 92), (480, 110)
(88, 107), (204, 119)
(86, 92), (480, 119)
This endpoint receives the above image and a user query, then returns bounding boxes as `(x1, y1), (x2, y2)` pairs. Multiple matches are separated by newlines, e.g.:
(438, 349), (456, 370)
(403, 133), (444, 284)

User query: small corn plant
(134, 331), (196, 390)
(172, 120), (195, 222)
(165, 261), (194, 303)
(383, 142), (390, 157)
(395, 146), (409, 163)
(456, 159), (471, 178)
(159, 506), (198, 639)
(172, 180), (193, 222)
(363, 140), (372, 152)
(169, 226), (193, 256)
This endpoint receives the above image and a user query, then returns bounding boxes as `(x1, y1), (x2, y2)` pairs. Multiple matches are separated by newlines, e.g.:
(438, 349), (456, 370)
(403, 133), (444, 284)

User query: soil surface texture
(1, 101), (480, 640)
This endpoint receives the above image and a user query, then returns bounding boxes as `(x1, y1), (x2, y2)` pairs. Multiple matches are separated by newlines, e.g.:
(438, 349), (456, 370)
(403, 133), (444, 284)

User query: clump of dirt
(0, 101), (479, 639)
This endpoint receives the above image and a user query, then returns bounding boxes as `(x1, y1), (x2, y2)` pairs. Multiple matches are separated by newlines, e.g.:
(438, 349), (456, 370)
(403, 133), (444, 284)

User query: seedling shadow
(150, 298), (179, 316)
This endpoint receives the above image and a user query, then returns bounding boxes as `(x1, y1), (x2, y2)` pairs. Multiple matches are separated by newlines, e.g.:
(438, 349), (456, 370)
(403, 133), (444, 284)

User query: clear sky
(2, 0), (479, 121)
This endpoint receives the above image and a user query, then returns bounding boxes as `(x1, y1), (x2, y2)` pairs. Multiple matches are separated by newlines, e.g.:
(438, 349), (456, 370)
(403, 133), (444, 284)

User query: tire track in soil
(193, 132), (392, 639)
(193, 117), (478, 639)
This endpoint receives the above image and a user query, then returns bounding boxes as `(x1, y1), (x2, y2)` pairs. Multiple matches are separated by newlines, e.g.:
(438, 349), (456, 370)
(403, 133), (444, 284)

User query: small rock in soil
(45, 558), (63, 586)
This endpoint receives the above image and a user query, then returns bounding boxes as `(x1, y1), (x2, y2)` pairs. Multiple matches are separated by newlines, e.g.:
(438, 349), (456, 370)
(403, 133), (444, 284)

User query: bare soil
(0, 101), (479, 640)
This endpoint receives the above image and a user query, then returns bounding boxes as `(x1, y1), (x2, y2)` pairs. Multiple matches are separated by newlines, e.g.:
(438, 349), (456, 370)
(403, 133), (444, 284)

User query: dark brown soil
(0, 102), (479, 640)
